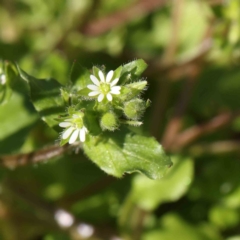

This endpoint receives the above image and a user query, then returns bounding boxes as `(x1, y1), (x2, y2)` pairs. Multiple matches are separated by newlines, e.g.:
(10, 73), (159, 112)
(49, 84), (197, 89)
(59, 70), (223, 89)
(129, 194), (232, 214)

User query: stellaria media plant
(12, 59), (172, 179)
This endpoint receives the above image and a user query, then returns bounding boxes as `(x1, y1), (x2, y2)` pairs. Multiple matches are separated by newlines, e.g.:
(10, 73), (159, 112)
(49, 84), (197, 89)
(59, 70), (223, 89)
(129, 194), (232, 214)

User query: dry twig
(188, 140), (240, 156)
(0, 144), (74, 169)
(169, 111), (240, 151)
(81, 0), (167, 36)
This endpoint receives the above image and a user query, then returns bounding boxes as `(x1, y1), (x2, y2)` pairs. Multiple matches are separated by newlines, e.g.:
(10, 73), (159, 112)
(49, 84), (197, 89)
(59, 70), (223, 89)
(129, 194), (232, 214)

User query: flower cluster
(59, 63), (148, 145)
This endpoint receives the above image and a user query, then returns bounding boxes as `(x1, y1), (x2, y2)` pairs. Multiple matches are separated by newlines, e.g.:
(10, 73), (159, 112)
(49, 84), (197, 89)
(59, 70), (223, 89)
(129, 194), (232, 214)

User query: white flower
(87, 70), (121, 102)
(0, 74), (6, 85)
(59, 114), (88, 144)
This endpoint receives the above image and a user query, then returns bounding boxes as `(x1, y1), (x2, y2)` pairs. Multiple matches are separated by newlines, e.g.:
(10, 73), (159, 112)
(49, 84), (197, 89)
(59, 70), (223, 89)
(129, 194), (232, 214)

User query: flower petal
(87, 84), (99, 90)
(111, 86), (121, 91)
(106, 70), (113, 83)
(90, 75), (100, 86)
(106, 93), (112, 101)
(79, 128), (86, 142)
(98, 93), (104, 102)
(98, 70), (105, 82)
(89, 91), (100, 96)
(110, 78), (119, 86)
(59, 122), (72, 128)
(62, 127), (74, 139)
(0, 75), (6, 84)
(111, 86), (121, 94)
(111, 91), (120, 95)
(69, 129), (79, 144)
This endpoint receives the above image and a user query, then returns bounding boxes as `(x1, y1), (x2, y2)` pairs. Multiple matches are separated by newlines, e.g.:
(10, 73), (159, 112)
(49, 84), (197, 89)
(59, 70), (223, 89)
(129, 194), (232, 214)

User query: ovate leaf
(70, 62), (91, 89)
(0, 91), (38, 141)
(17, 66), (65, 130)
(142, 214), (215, 240)
(83, 129), (172, 179)
(130, 156), (193, 210)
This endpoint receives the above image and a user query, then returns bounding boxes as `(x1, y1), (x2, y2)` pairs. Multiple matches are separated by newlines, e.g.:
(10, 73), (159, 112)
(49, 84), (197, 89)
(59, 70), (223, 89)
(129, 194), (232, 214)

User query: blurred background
(1, 0), (240, 239)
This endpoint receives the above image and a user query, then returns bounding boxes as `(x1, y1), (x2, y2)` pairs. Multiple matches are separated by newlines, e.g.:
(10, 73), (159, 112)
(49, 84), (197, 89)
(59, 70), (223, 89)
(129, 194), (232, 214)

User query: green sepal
(146, 99), (151, 108)
(60, 88), (71, 103)
(126, 81), (147, 91)
(94, 101), (112, 113)
(92, 66), (102, 77)
(77, 87), (91, 98)
(119, 81), (147, 101)
(113, 66), (122, 79)
(59, 136), (69, 146)
(120, 120), (143, 126)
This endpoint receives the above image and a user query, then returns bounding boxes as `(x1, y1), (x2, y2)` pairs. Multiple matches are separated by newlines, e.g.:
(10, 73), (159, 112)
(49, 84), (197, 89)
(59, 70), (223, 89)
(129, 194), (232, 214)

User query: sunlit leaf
(130, 156), (193, 210)
(83, 129), (172, 179)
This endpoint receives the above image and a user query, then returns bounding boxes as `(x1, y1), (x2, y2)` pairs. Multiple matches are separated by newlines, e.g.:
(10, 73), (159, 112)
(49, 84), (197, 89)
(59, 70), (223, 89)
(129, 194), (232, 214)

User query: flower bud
(100, 112), (119, 131)
(123, 98), (145, 120)
(119, 81), (147, 101)
(127, 81), (147, 91)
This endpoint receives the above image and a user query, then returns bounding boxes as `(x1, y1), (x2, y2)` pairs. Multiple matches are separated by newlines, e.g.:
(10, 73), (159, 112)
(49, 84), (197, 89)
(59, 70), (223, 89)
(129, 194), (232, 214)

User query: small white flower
(59, 114), (88, 144)
(0, 74), (6, 85)
(87, 70), (121, 102)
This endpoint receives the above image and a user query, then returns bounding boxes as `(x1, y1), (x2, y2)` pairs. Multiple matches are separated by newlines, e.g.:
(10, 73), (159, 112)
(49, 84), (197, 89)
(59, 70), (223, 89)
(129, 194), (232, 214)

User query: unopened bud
(123, 99), (145, 120)
(100, 112), (118, 131)
(127, 81), (147, 91)
(119, 81), (147, 101)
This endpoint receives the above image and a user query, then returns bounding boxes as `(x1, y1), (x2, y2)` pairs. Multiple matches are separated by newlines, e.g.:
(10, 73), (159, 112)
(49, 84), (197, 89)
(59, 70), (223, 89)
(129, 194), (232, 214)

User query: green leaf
(130, 156), (193, 210)
(0, 91), (38, 153)
(119, 59), (148, 84)
(83, 129), (172, 179)
(209, 204), (239, 230)
(0, 91), (38, 140)
(0, 84), (11, 105)
(17, 66), (65, 131)
(0, 61), (18, 105)
(142, 214), (215, 240)
(77, 87), (91, 97)
(70, 62), (91, 89)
